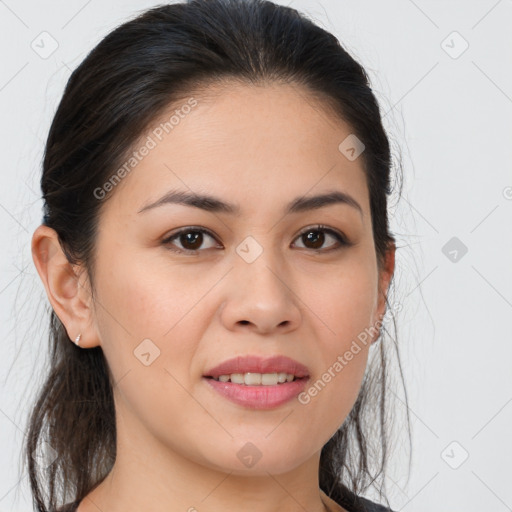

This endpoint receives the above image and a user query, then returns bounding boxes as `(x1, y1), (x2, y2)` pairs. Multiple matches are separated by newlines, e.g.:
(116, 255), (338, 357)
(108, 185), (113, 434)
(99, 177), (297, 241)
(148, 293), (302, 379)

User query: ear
(31, 225), (100, 348)
(371, 240), (396, 344)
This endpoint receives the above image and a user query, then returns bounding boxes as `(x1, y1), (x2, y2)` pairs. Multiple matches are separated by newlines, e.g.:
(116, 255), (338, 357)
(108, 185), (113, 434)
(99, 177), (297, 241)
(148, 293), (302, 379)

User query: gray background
(1, 0), (511, 510)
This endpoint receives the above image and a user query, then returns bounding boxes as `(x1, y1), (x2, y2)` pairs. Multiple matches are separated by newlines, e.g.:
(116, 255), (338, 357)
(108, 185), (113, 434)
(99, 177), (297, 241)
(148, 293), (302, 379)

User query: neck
(79, 420), (335, 512)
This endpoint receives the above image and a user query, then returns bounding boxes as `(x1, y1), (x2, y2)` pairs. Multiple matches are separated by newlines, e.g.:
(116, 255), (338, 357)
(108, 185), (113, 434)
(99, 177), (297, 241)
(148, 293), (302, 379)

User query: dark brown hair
(23, 1), (410, 510)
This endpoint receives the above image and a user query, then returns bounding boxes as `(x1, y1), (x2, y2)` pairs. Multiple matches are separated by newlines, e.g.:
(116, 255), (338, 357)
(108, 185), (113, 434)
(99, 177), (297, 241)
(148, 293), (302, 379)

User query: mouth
(203, 354), (310, 380)
(202, 355), (310, 409)
(202, 374), (310, 410)
(204, 372), (307, 385)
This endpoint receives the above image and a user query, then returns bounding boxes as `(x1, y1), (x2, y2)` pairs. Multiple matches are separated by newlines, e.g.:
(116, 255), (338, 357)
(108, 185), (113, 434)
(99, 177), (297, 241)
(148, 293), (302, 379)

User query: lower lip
(203, 377), (309, 410)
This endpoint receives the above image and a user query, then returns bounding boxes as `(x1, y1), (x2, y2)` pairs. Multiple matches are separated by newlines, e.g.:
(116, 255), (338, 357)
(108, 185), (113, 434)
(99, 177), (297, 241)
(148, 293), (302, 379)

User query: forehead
(103, 81), (370, 218)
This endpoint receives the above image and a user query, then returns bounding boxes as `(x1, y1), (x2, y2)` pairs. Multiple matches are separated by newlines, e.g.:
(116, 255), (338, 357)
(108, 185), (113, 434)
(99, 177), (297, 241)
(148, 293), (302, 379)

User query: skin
(32, 82), (395, 512)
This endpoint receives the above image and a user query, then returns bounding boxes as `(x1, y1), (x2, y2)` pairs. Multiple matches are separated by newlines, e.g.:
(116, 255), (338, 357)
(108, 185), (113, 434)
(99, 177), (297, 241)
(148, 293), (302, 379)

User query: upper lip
(204, 355), (310, 378)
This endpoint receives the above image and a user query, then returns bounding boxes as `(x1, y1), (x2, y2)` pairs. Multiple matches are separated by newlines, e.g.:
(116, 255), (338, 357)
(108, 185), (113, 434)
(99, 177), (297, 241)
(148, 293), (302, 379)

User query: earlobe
(31, 225), (98, 348)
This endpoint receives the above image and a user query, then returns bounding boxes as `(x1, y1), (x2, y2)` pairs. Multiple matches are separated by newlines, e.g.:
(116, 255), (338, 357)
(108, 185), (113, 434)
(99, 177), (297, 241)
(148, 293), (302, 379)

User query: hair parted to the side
(23, 1), (410, 511)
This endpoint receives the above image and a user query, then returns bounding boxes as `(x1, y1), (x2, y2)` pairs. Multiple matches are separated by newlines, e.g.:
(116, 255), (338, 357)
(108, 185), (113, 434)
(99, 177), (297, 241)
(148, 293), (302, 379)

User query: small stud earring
(74, 333), (82, 347)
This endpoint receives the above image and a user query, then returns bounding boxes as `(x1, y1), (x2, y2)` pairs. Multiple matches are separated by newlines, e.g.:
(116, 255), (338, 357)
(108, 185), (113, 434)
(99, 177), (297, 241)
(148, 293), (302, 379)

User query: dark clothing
(58, 495), (393, 512)
(355, 495), (394, 511)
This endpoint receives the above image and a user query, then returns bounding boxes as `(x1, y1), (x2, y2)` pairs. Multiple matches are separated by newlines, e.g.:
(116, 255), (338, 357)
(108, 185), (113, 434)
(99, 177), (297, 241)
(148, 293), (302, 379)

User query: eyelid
(292, 224), (351, 250)
(161, 224), (351, 253)
(161, 226), (221, 253)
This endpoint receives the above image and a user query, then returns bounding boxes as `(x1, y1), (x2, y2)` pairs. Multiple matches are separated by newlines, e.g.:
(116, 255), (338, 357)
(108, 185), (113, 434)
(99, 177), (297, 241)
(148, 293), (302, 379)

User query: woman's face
(85, 82), (394, 476)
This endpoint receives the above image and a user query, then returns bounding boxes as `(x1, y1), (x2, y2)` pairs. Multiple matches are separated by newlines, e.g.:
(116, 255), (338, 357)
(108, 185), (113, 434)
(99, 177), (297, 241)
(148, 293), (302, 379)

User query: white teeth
(213, 372), (298, 385)
(230, 374), (244, 384)
(277, 372), (287, 383)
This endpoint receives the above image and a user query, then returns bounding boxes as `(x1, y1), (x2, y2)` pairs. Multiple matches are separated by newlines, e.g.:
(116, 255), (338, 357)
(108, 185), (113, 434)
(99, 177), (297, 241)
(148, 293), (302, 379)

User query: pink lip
(204, 377), (309, 410)
(203, 355), (310, 378)
(202, 355), (310, 410)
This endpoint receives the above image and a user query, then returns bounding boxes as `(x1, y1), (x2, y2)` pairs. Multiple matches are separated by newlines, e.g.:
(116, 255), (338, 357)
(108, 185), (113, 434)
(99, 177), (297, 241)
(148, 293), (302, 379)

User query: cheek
(94, 250), (210, 338)
(91, 253), (206, 427)
(91, 253), (195, 383)
(296, 256), (377, 417)
(92, 250), (230, 390)
(301, 256), (378, 348)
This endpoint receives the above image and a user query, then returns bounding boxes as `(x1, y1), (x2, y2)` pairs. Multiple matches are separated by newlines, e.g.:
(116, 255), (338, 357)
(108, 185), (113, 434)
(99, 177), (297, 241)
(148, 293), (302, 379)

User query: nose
(219, 249), (302, 335)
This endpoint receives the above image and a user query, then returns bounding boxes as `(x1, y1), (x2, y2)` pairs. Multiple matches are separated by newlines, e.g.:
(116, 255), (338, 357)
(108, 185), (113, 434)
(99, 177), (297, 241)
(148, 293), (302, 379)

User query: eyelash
(161, 224), (352, 255)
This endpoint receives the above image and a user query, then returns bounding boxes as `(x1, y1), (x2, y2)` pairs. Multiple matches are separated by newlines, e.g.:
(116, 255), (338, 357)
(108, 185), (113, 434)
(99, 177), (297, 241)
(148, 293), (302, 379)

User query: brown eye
(179, 231), (203, 250)
(302, 230), (325, 249)
(162, 228), (220, 253)
(293, 226), (349, 252)
(162, 225), (349, 255)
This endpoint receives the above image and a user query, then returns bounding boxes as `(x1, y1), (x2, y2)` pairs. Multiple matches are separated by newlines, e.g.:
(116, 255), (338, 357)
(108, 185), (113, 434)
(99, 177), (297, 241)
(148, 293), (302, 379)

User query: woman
(27, 1), (409, 511)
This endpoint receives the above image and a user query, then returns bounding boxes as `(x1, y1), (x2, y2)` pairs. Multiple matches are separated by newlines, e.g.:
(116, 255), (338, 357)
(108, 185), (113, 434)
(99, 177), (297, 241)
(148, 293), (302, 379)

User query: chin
(201, 438), (312, 476)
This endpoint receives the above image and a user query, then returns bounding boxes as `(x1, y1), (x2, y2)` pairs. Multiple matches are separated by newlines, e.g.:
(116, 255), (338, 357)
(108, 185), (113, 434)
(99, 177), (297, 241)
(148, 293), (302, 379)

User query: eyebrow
(138, 189), (363, 218)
